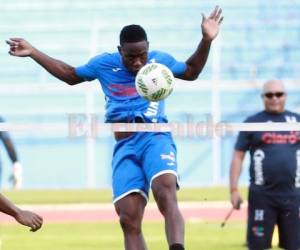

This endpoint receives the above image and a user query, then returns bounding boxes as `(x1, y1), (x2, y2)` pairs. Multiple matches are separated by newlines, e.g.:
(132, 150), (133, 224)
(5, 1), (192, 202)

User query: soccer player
(0, 116), (23, 189)
(6, 6), (223, 250)
(0, 192), (43, 231)
(229, 80), (300, 250)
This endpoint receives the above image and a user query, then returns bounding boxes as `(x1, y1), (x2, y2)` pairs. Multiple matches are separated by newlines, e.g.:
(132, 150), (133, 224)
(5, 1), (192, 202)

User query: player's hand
(14, 209), (43, 232)
(230, 189), (243, 210)
(12, 162), (23, 189)
(6, 38), (34, 57)
(201, 6), (223, 42)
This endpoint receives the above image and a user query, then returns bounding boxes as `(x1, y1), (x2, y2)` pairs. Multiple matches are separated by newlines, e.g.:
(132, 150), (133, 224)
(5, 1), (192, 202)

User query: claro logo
(261, 132), (300, 144)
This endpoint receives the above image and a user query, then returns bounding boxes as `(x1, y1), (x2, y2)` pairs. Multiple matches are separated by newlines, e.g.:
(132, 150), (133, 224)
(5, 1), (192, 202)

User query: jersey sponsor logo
(253, 149), (265, 185)
(261, 131), (300, 144)
(254, 209), (264, 221)
(144, 102), (159, 121)
(295, 150), (300, 188)
(160, 151), (176, 166)
(108, 83), (138, 97)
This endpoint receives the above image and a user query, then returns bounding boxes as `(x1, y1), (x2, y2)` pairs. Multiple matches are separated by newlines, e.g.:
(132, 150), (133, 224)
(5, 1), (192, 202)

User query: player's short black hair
(119, 24), (148, 46)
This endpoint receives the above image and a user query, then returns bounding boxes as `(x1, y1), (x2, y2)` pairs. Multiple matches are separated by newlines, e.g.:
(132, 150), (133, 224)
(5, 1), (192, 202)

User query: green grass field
(0, 222), (249, 250)
(2, 186), (248, 204)
(0, 187), (282, 250)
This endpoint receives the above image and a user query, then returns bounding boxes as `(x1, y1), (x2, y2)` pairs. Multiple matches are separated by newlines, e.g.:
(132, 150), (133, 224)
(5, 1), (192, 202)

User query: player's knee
(154, 187), (177, 214)
(152, 175), (178, 213)
(119, 213), (142, 234)
(152, 174), (176, 196)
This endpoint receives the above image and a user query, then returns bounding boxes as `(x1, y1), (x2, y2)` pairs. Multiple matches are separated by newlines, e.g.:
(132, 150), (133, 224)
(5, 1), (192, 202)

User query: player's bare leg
(152, 174), (184, 249)
(115, 193), (147, 250)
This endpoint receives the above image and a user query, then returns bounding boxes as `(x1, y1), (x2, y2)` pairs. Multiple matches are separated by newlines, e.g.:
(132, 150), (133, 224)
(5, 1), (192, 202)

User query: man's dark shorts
(247, 189), (300, 250)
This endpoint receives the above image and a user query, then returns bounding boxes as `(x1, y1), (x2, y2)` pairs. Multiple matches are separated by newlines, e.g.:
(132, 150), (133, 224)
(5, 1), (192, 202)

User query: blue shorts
(112, 132), (178, 203)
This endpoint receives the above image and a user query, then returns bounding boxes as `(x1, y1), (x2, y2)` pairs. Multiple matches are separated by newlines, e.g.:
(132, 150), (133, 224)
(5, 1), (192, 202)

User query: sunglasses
(263, 92), (285, 99)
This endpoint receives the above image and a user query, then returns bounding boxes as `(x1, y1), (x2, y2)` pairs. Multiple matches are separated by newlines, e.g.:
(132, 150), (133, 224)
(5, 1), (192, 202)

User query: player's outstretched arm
(178, 6), (223, 81)
(6, 38), (84, 85)
(0, 193), (43, 231)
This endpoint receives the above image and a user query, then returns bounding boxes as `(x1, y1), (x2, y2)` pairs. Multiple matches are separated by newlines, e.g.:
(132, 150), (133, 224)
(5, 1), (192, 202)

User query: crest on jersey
(285, 116), (297, 123)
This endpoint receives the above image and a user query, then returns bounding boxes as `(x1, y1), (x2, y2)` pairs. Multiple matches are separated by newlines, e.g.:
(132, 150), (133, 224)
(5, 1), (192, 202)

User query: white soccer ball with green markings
(135, 63), (174, 101)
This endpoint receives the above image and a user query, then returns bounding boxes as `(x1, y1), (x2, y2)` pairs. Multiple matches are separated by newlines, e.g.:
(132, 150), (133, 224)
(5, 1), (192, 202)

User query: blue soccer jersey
(235, 110), (300, 194)
(75, 51), (186, 122)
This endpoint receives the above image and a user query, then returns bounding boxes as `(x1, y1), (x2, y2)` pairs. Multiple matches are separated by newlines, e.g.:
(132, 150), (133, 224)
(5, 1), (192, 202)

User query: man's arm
(178, 6), (223, 81)
(6, 38), (84, 85)
(229, 150), (245, 210)
(0, 193), (43, 231)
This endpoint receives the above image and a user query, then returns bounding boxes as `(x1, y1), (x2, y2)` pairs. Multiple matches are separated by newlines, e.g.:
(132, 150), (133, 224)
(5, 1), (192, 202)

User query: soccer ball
(135, 63), (174, 101)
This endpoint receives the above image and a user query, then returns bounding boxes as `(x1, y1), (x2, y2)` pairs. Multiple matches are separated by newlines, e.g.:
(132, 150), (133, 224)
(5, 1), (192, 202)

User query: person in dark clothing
(229, 80), (300, 250)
